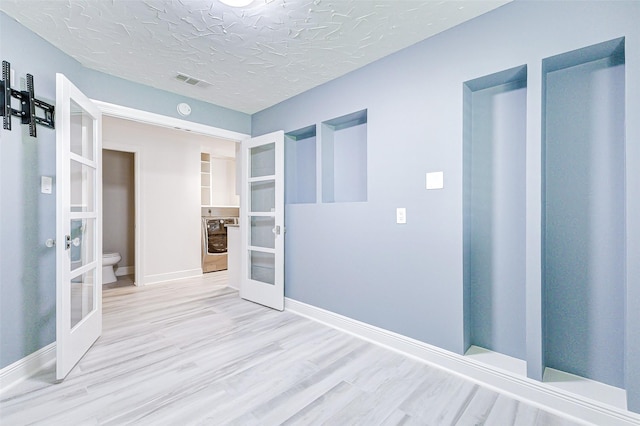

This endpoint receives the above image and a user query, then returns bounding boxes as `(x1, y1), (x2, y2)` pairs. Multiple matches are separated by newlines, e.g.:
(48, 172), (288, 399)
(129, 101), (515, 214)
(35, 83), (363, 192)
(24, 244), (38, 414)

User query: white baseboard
(285, 298), (640, 426)
(0, 343), (55, 394)
(464, 345), (527, 376)
(115, 265), (134, 277)
(143, 268), (203, 285)
(543, 367), (627, 410)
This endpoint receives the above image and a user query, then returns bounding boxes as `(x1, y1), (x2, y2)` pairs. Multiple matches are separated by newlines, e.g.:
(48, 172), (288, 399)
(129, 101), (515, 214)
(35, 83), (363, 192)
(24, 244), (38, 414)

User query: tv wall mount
(1, 60), (55, 137)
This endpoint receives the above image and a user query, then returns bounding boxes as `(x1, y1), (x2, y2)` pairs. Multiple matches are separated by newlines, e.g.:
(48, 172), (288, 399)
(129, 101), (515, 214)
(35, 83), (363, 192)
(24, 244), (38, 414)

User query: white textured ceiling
(1, 0), (510, 114)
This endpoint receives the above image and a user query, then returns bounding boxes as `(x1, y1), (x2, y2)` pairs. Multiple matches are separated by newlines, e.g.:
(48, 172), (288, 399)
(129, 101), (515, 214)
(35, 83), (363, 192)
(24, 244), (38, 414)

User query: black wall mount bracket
(1, 60), (55, 137)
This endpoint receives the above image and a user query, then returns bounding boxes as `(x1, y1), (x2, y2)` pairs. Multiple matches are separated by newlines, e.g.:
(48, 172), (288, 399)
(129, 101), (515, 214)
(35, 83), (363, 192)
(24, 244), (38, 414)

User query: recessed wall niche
(463, 65), (527, 366)
(285, 125), (317, 204)
(543, 38), (626, 389)
(321, 109), (367, 203)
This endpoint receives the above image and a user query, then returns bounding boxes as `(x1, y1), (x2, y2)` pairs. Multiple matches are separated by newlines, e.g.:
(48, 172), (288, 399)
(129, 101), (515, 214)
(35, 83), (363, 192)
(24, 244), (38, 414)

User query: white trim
(464, 345), (527, 376)
(543, 367), (627, 410)
(96, 100), (249, 289)
(93, 100), (250, 141)
(102, 142), (143, 287)
(115, 266), (135, 277)
(285, 298), (640, 426)
(144, 268), (203, 286)
(0, 343), (55, 394)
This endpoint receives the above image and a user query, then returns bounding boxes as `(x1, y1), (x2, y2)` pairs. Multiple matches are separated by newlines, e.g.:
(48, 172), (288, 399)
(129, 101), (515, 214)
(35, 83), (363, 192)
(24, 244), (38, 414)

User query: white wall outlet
(41, 176), (52, 194)
(426, 171), (444, 190)
(396, 207), (407, 224)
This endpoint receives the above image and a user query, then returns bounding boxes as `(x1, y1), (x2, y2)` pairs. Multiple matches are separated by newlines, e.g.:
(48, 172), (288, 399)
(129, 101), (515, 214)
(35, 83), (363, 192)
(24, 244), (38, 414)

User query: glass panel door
(56, 73), (102, 381)
(240, 132), (284, 310)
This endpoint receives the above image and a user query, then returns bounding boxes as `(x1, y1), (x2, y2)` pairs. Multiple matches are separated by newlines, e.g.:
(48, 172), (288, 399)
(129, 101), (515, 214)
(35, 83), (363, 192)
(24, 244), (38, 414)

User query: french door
(55, 74), (102, 381)
(240, 131), (285, 310)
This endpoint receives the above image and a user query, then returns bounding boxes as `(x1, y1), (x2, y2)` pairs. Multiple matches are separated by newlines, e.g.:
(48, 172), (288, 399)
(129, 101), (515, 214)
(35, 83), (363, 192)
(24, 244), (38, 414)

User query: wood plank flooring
(0, 272), (581, 425)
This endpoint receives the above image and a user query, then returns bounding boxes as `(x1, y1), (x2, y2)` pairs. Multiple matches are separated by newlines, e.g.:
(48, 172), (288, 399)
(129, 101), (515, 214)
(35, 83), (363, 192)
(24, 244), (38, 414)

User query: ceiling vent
(175, 73), (211, 89)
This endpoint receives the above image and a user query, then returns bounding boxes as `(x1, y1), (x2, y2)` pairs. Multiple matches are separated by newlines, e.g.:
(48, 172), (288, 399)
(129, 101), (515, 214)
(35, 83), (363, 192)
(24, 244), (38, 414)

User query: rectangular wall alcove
(285, 125), (317, 204)
(321, 109), (367, 203)
(543, 38), (626, 390)
(463, 65), (527, 367)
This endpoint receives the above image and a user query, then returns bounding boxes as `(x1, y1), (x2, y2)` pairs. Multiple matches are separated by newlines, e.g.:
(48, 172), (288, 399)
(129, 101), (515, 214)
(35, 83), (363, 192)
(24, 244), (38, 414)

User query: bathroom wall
(103, 149), (135, 276)
(0, 11), (250, 370)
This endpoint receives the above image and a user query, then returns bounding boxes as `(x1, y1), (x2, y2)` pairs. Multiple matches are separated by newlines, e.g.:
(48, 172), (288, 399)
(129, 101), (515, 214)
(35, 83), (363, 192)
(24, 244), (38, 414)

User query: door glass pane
(70, 218), (95, 271)
(70, 269), (95, 329)
(70, 99), (94, 161)
(250, 250), (275, 285)
(251, 216), (275, 249)
(250, 143), (275, 177)
(70, 160), (95, 213)
(251, 180), (275, 213)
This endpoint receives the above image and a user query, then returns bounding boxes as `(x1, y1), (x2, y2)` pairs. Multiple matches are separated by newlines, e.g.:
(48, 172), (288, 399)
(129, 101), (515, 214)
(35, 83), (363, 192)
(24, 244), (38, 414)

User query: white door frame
(100, 144), (142, 285)
(92, 100), (249, 287)
(93, 101), (248, 141)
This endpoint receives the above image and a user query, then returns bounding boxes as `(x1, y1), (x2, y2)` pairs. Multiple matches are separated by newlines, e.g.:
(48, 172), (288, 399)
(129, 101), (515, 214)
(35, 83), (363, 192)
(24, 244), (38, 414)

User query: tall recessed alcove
(463, 66), (527, 369)
(321, 109), (368, 203)
(542, 38), (626, 391)
(285, 125), (317, 204)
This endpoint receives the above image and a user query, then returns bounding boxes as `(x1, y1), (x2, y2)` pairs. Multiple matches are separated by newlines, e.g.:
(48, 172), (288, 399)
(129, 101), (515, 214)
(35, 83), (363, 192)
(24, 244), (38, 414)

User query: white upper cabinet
(201, 152), (239, 207)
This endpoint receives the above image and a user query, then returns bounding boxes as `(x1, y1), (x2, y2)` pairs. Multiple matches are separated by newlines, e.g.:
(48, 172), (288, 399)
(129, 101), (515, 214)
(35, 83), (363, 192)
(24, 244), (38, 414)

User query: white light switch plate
(396, 208), (406, 224)
(426, 171), (444, 190)
(41, 176), (52, 194)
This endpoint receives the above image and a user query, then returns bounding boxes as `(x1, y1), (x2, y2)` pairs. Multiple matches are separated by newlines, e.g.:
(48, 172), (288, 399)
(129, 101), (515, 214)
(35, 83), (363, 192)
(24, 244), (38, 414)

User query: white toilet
(102, 252), (122, 284)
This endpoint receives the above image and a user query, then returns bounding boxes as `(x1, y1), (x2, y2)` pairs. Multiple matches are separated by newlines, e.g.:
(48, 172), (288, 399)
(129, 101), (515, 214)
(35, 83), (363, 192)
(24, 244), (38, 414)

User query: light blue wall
(0, 12), (82, 370)
(82, 68), (249, 133)
(284, 131), (316, 204)
(253, 0), (640, 412)
(0, 11), (249, 369)
(544, 53), (626, 388)
(465, 77), (527, 360)
(331, 123), (367, 203)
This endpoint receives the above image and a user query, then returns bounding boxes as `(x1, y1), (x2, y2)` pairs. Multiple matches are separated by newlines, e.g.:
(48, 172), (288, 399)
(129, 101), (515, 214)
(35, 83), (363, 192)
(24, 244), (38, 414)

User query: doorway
(102, 148), (137, 287)
(96, 101), (248, 288)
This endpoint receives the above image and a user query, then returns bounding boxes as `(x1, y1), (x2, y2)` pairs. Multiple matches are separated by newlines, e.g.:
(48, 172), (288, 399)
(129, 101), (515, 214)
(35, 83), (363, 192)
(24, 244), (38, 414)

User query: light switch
(396, 208), (406, 224)
(41, 176), (52, 194)
(426, 171), (444, 190)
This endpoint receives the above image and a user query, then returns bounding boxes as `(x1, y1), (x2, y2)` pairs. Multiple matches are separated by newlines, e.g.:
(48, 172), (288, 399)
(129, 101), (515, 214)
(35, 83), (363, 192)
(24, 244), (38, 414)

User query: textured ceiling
(0, 0), (510, 114)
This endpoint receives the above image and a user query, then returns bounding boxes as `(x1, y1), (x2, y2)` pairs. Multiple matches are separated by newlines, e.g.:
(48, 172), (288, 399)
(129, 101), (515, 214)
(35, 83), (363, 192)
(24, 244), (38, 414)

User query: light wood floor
(0, 272), (581, 425)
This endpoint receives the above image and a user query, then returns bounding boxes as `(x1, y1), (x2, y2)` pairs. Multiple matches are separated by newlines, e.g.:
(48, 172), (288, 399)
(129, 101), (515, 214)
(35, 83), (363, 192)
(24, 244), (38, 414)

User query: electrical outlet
(396, 208), (406, 224)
